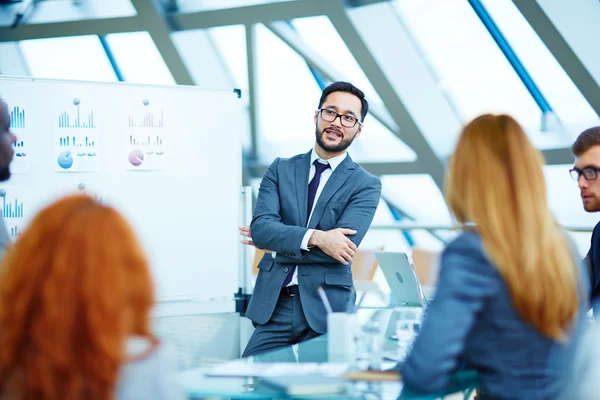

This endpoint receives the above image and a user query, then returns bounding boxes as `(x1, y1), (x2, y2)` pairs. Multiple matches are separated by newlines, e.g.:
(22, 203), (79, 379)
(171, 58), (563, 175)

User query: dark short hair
(317, 81), (369, 122)
(572, 126), (600, 156)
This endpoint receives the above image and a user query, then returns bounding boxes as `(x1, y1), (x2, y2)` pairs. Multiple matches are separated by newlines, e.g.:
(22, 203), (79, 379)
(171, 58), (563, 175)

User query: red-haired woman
(0, 194), (184, 400)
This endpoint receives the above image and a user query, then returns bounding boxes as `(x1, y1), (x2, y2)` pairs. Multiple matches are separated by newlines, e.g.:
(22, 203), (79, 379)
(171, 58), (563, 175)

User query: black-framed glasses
(318, 108), (362, 128)
(569, 167), (600, 181)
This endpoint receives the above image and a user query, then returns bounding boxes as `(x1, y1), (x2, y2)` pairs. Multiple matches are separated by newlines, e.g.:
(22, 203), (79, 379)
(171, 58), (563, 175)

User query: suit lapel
(295, 151), (311, 226)
(308, 154), (357, 229)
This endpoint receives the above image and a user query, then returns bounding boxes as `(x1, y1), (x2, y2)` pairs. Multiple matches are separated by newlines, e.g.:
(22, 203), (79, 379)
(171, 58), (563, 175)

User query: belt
(280, 285), (299, 297)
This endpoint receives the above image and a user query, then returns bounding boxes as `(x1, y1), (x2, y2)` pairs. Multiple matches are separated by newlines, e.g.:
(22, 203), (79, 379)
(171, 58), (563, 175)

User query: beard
(0, 167), (10, 182)
(315, 126), (356, 153)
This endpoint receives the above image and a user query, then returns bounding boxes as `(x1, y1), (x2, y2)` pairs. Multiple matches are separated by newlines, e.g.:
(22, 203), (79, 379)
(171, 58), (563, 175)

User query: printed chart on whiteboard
(0, 188), (26, 240)
(6, 100), (29, 174)
(74, 182), (103, 204)
(53, 98), (99, 172)
(125, 99), (166, 171)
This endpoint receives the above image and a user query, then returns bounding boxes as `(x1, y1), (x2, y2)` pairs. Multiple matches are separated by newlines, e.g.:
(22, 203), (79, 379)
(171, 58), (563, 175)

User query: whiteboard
(0, 76), (242, 301)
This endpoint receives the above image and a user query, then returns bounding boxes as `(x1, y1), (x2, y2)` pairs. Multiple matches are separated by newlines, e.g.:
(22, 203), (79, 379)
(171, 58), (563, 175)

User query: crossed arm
(240, 158), (381, 265)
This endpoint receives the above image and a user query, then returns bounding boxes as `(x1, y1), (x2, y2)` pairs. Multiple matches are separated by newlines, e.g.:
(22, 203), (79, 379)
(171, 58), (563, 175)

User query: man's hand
(239, 226), (272, 254)
(308, 228), (357, 265)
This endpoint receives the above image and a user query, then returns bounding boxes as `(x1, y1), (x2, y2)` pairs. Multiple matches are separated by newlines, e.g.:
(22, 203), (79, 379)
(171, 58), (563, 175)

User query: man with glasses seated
(239, 82), (381, 356)
(571, 126), (600, 314)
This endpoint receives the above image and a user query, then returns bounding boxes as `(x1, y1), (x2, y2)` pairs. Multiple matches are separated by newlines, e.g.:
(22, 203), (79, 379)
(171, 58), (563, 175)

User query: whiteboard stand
(237, 186), (254, 356)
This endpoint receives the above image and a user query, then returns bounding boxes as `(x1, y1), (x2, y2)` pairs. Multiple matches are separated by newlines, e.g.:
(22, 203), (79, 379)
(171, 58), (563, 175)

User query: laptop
(374, 251), (428, 308)
(374, 251), (428, 363)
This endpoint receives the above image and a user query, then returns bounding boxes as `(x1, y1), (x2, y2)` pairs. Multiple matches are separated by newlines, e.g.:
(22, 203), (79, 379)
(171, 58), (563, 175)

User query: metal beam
(247, 160), (422, 178)
(245, 23), (259, 161)
(0, 16), (143, 42)
(174, 0), (328, 30)
(512, 0), (600, 116)
(131, 0), (194, 85)
(266, 21), (399, 135)
(325, 1), (446, 188)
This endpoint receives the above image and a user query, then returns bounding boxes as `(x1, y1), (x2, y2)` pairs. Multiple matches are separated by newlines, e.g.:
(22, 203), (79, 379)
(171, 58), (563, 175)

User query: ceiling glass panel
(105, 32), (175, 85)
(381, 174), (452, 223)
(481, 0), (599, 139)
(393, 0), (540, 131)
(19, 36), (117, 82)
(206, 25), (249, 95)
(292, 15), (384, 105)
(254, 23), (322, 161)
(350, 116), (416, 163)
(0, 0), (136, 27)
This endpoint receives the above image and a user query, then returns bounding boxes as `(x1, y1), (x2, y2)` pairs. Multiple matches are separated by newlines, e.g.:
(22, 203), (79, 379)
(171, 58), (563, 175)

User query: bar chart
(9, 106), (25, 129)
(58, 136), (96, 147)
(129, 135), (163, 146)
(10, 137), (29, 174)
(129, 108), (164, 128)
(9, 225), (19, 240)
(2, 196), (23, 219)
(58, 106), (95, 129)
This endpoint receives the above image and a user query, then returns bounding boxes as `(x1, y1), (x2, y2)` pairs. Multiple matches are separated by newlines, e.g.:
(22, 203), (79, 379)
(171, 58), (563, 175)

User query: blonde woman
(400, 114), (588, 399)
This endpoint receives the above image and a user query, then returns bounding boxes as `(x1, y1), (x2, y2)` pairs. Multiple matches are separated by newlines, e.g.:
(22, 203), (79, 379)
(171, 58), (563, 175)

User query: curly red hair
(0, 194), (155, 399)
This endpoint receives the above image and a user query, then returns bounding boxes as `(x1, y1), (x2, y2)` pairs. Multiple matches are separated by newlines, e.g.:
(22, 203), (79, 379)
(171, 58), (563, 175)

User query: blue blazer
(585, 221), (600, 310)
(401, 231), (588, 400)
(246, 151), (381, 333)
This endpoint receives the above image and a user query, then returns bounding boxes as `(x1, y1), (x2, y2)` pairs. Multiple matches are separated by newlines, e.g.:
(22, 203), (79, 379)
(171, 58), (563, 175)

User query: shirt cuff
(272, 251), (277, 259)
(301, 229), (314, 251)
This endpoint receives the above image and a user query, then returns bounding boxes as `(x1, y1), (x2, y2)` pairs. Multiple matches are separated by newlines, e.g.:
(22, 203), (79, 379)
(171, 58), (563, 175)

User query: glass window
(206, 25), (249, 95)
(480, 0), (599, 139)
(19, 36), (117, 82)
(254, 23), (322, 161)
(171, 27), (251, 151)
(381, 174), (452, 223)
(292, 16), (384, 105)
(350, 116), (416, 163)
(105, 32), (175, 85)
(0, 0), (136, 26)
(393, 0), (540, 130)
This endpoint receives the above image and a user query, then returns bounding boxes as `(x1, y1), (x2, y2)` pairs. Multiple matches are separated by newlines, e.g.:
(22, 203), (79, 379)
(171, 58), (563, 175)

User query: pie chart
(57, 151), (73, 169)
(129, 149), (144, 167)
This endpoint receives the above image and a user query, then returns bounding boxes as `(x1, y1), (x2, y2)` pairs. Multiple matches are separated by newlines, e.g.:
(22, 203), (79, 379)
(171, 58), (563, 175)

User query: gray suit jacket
(246, 151), (381, 334)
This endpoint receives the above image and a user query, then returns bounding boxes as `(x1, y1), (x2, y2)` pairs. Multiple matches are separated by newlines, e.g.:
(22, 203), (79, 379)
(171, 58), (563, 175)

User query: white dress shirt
(287, 149), (348, 286)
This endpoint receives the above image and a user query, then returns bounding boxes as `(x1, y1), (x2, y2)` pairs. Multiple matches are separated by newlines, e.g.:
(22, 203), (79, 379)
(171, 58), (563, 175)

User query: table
(179, 320), (479, 399)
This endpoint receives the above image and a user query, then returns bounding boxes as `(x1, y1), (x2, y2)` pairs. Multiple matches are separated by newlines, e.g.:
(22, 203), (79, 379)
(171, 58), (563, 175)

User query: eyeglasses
(569, 167), (600, 181)
(318, 109), (362, 128)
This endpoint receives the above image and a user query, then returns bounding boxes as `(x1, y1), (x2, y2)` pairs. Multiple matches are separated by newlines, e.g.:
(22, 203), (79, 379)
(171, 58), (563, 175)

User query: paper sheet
(207, 361), (349, 378)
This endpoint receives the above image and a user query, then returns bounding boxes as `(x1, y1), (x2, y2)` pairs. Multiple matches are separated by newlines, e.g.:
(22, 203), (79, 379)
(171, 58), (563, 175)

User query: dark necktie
(282, 160), (331, 287)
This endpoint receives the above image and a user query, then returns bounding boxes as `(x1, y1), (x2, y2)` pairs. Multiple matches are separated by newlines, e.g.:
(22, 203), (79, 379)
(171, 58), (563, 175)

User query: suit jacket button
(283, 267), (289, 273)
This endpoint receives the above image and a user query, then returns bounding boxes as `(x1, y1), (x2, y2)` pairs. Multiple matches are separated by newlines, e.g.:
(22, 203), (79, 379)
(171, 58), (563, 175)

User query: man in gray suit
(0, 97), (17, 258)
(240, 82), (381, 356)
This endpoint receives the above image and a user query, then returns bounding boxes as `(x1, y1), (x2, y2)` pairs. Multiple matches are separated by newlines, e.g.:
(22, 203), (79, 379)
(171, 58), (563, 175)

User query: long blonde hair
(446, 114), (579, 340)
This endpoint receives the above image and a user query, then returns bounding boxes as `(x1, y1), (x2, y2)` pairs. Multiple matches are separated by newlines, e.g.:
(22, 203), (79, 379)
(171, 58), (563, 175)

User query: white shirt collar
(310, 149), (347, 172)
